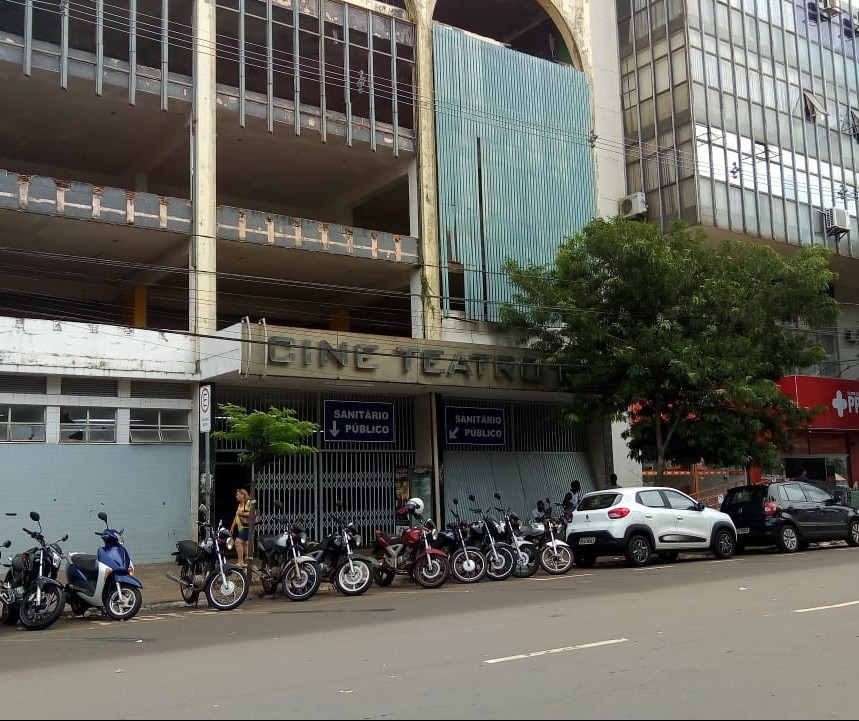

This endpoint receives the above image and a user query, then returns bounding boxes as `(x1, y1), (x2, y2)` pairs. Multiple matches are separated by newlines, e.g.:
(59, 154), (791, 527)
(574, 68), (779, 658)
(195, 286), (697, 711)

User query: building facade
(617, 0), (859, 487)
(0, 0), (629, 561)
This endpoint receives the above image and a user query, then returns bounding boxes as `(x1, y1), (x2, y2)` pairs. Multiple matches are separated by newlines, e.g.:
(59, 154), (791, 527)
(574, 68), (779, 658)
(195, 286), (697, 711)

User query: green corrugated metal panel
(434, 25), (597, 321)
(442, 451), (596, 525)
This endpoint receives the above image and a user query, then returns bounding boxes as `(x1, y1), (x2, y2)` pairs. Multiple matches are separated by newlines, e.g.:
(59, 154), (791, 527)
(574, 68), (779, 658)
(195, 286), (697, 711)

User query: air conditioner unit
(619, 192), (648, 220)
(824, 206), (851, 235)
(819, 0), (843, 18)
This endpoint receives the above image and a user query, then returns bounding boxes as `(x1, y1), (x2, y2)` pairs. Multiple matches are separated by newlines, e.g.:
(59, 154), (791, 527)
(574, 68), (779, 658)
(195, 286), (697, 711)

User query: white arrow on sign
(448, 427), (460, 441)
(329, 421), (340, 438)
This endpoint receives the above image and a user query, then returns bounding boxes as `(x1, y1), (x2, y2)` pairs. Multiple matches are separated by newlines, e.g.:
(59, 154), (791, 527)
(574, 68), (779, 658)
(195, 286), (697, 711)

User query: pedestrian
(229, 487), (252, 566)
(607, 473), (620, 489)
(530, 499), (547, 524)
(792, 469), (809, 484)
(569, 480), (582, 509)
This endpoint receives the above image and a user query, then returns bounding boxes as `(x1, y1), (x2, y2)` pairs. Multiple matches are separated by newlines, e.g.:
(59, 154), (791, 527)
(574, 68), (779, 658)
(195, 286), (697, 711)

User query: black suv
(720, 482), (859, 553)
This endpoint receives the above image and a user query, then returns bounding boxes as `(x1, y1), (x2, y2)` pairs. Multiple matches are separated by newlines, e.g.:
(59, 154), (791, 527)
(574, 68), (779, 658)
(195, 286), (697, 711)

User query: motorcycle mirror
(4, 512), (16, 516)
(545, 497), (551, 505)
(468, 494), (476, 502)
(452, 498), (458, 505)
(29, 511), (40, 522)
(494, 492), (501, 500)
(97, 511), (108, 523)
(61, 534), (69, 542)
(1, 540), (9, 548)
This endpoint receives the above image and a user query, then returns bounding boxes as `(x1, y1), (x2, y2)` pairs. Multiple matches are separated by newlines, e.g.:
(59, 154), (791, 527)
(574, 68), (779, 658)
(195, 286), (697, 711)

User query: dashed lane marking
(484, 637), (629, 664)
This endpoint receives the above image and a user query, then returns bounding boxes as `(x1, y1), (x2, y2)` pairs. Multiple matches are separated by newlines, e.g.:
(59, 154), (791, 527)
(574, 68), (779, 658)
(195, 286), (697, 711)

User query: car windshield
(578, 493), (619, 511)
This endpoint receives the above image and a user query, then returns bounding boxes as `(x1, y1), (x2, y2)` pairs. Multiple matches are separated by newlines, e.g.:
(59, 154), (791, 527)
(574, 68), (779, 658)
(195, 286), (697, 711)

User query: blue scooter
(65, 511), (143, 621)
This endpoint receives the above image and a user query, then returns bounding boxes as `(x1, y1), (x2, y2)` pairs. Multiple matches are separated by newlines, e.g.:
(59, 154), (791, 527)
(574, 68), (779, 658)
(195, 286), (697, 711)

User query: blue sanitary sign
(324, 400), (395, 443)
(445, 406), (506, 446)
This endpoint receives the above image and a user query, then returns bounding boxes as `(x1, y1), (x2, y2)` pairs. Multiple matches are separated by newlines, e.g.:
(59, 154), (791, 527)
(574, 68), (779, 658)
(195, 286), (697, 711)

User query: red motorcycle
(372, 498), (450, 589)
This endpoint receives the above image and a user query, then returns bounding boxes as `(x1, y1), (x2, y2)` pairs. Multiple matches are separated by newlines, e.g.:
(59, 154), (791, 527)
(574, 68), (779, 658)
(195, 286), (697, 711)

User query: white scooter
(65, 511), (143, 621)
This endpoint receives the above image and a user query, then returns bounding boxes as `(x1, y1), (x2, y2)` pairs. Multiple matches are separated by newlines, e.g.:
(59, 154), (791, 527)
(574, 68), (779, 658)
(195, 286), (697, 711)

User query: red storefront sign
(778, 375), (859, 431)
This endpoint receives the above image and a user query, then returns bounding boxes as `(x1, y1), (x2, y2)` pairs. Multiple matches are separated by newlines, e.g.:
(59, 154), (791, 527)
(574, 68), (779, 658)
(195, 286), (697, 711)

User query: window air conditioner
(824, 206), (851, 235)
(619, 192), (648, 220)
(819, 0), (842, 18)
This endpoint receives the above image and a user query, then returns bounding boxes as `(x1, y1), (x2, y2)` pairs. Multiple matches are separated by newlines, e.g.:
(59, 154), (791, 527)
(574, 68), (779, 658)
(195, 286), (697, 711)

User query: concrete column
(412, 2), (442, 341)
(408, 160), (425, 338)
(191, 0), (218, 338)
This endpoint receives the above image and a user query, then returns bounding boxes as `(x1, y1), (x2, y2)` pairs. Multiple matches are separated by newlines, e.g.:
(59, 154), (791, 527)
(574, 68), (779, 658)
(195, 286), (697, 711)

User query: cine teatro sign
(243, 326), (561, 392)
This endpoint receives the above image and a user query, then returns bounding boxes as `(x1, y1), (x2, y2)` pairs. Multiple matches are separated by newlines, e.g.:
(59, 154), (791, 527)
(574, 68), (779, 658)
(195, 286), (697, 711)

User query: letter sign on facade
(323, 400), (396, 443)
(444, 406), (506, 446)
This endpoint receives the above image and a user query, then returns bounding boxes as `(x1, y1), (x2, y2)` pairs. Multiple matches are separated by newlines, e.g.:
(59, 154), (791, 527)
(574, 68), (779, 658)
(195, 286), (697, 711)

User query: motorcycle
(166, 503), (249, 611)
(303, 507), (374, 596)
(372, 497), (450, 589)
(493, 492), (539, 578)
(465, 494), (516, 581)
(65, 511), (143, 621)
(523, 497), (574, 575)
(2, 511), (67, 630)
(254, 505), (321, 602)
(432, 501), (486, 583)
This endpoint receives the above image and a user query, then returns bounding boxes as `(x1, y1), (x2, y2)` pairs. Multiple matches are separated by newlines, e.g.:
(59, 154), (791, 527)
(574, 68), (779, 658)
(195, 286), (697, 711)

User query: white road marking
(484, 637), (628, 664)
(793, 599), (859, 613)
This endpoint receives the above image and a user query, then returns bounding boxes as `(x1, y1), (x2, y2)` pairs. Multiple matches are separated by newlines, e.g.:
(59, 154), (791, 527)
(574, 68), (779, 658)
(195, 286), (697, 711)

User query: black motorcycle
(433, 500), (487, 583)
(2, 511), (68, 630)
(304, 509), (374, 596)
(166, 504), (249, 611)
(465, 495), (516, 581)
(255, 521), (321, 601)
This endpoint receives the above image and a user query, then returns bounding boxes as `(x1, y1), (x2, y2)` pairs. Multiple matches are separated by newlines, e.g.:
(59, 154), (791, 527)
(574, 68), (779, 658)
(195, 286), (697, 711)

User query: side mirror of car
(697, 502), (705, 512)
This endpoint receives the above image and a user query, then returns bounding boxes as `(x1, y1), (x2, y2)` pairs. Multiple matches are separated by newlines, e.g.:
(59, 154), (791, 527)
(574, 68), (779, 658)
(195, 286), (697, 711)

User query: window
(0, 405), (45, 442)
(804, 484), (832, 504)
(638, 489), (667, 508)
(777, 483), (808, 504)
(803, 89), (828, 122)
(60, 407), (116, 443)
(129, 410), (191, 443)
(664, 489), (698, 511)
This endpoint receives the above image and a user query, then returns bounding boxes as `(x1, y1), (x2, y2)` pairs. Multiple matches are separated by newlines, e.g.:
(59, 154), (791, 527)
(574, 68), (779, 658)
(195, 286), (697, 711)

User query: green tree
(212, 404), (318, 580)
(501, 217), (837, 481)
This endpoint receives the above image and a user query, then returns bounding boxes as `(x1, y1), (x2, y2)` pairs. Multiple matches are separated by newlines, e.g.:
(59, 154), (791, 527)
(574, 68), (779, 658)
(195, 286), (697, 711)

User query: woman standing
(230, 488), (252, 566)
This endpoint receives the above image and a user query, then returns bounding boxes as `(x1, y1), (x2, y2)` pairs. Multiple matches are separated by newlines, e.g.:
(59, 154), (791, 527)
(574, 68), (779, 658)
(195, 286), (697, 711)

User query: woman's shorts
(237, 528), (249, 541)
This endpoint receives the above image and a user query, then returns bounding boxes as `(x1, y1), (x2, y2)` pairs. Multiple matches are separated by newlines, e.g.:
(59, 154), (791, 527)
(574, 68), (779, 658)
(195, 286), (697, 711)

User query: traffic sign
(324, 400), (395, 443)
(445, 406), (506, 446)
(199, 385), (212, 434)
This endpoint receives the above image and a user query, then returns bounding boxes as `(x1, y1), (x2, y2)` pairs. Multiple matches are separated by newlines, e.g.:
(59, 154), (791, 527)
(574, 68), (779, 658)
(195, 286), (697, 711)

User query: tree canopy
(501, 217), (838, 478)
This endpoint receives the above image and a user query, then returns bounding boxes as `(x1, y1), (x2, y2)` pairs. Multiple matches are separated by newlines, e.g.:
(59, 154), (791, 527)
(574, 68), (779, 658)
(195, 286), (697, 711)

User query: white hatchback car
(565, 486), (737, 568)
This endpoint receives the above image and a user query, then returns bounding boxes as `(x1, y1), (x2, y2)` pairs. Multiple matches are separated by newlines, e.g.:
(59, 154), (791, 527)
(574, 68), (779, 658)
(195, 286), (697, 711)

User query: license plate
(579, 537), (596, 545)
(737, 527), (749, 535)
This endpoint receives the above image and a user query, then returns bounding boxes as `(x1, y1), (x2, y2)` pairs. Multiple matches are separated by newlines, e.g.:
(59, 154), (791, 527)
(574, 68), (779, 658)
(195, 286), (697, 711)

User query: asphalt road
(2, 545), (859, 719)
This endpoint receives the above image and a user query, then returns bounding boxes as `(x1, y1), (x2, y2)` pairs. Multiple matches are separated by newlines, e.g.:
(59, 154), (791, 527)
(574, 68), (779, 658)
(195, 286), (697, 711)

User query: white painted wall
(0, 318), (196, 378)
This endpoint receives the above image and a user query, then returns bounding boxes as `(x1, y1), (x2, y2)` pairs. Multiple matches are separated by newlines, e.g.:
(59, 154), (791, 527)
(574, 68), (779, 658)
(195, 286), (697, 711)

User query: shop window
(130, 410), (191, 444)
(0, 405), (45, 442)
(60, 407), (116, 443)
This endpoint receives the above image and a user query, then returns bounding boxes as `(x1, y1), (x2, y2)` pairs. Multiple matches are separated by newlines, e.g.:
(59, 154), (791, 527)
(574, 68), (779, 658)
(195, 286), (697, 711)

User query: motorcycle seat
(258, 536), (278, 554)
(177, 539), (202, 560)
(374, 531), (397, 545)
(69, 553), (98, 573)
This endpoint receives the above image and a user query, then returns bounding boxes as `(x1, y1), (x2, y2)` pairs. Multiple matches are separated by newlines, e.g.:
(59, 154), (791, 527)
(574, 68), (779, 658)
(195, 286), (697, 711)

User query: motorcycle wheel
(282, 560), (322, 602)
(180, 564), (199, 605)
(450, 547), (487, 583)
(373, 567), (395, 587)
(334, 559), (373, 596)
(539, 543), (574, 575)
(484, 544), (516, 581)
(19, 585), (66, 631)
(1, 572), (17, 625)
(412, 555), (449, 589)
(512, 544), (540, 578)
(205, 568), (249, 611)
(103, 583), (143, 621)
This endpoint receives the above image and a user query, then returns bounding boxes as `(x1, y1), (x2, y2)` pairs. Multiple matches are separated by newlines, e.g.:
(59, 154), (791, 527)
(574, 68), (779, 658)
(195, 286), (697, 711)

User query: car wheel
(848, 519), (859, 547)
(625, 533), (651, 567)
(712, 528), (735, 559)
(776, 524), (799, 553)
